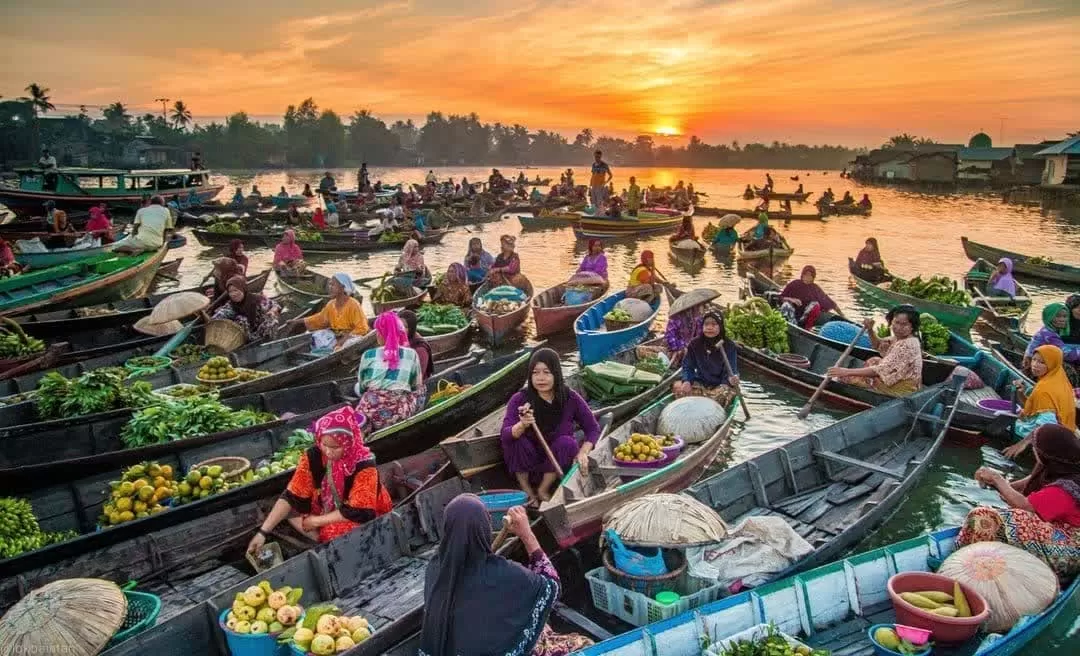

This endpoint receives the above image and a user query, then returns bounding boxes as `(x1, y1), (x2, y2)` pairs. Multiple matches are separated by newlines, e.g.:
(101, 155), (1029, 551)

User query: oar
(718, 341), (751, 420)
(531, 422), (564, 478)
(491, 515), (511, 550)
(797, 325), (867, 419)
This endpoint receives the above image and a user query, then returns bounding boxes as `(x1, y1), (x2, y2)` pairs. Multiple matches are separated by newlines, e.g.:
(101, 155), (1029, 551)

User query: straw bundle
(602, 493), (728, 548)
(148, 291), (210, 324)
(0, 578), (127, 656)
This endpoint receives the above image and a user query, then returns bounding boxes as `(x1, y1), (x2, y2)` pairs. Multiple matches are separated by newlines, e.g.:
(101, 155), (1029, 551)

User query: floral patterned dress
(841, 335), (922, 396)
(525, 549), (594, 656)
(212, 296), (281, 342)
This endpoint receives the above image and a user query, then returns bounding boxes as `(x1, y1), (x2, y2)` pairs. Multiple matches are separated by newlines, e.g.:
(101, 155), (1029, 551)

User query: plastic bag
(615, 298), (653, 322)
(657, 397), (726, 444)
(605, 529), (667, 577)
(310, 329), (337, 353)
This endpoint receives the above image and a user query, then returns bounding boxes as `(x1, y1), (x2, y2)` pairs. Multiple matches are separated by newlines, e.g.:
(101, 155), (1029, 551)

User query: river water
(170, 166), (1078, 646)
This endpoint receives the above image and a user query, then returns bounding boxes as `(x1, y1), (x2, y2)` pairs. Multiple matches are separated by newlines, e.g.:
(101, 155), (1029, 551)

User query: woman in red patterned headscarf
(246, 406), (392, 552)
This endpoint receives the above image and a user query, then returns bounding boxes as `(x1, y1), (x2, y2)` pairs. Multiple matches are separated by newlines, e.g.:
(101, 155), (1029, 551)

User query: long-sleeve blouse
(577, 253), (608, 280)
(211, 296), (281, 341)
(873, 336), (923, 388)
(304, 297), (370, 336)
(1026, 328), (1080, 363)
(500, 389), (601, 444)
(281, 449), (392, 542)
(681, 340), (738, 386)
(492, 253), (521, 276)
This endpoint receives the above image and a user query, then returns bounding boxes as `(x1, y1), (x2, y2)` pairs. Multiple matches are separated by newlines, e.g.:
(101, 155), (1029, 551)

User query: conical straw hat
(148, 291), (210, 324)
(718, 213), (741, 229)
(0, 578), (126, 656)
(603, 493), (728, 548)
(134, 315), (183, 336)
(669, 288), (720, 316)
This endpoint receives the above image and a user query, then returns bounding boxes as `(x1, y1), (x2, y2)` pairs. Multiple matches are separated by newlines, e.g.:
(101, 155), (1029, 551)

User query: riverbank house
(1035, 136), (1080, 189)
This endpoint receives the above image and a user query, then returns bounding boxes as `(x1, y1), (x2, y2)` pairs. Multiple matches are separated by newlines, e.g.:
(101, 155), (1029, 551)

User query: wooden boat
(274, 269), (366, 302)
(517, 211), (578, 230)
(268, 194), (312, 209)
(754, 186), (812, 202)
(191, 229), (274, 248)
(440, 336), (681, 478)
(372, 285), (427, 316)
(736, 233), (794, 263)
(14, 241), (119, 269)
(702, 208), (825, 221)
(531, 283), (608, 338)
(668, 239), (706, 267)
(848, 258), (982, 334)
(575, 211), (687, 237)
(541, 394), (737, 549)
(0, 247), (168, 318)
(575, 291), (661, 365)
(0, 450), (457, 616)
(964, 257), (1032, 333)
(10, 269), (269, 341)
(576, 528), (1078, 656)
(0, 349), (515, 488)
(0, 168), (222, 214)
(821, 203), (871, 216)
(0, 331), (377, 431)
(473, 277), (534, 346)
(292, 228), (450, 254)
(961, 236), (1080, 286)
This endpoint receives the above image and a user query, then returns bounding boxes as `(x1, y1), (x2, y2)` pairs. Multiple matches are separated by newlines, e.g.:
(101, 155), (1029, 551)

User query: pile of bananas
(0, 318), (46, 359)
(0, 496), (77, 559)
(890, 275), (971, 307)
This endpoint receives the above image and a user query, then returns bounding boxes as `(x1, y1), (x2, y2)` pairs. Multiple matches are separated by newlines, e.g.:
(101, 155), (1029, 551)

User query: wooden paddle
(797, 324), (868, 419)
(718, 341), (751, 420)
(491, 515), (511, 550)
(531, 422), (565, 478)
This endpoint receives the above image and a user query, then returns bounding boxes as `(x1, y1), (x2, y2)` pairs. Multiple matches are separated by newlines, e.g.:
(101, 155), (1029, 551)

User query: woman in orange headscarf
(1002, 344), (1077, 459)
(626, 250), (663, 302)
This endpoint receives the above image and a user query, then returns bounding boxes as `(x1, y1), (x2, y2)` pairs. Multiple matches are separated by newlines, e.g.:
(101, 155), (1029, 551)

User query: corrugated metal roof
(1034, 136), (1080, 156)
(957, 147), (1013, 161)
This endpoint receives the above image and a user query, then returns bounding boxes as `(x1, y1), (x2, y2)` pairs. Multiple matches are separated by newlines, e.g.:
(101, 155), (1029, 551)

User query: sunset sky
(2, 0), (1078, 146)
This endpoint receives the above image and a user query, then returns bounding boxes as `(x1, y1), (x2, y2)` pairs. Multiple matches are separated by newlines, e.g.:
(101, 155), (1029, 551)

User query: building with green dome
(968, 132), (992, 148)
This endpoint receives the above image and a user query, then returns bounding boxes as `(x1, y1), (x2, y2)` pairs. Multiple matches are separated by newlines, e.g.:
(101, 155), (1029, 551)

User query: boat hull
(473, 279), (534, 347)
(574, 291), (660, 365)
(962, 236), (1080, 285)
(532, 283), (607, 338)
(14, 243), (117, 269)
(737, 236), (794, 262)
(848, 258), (981, 333)
(0, 186), (222, 214)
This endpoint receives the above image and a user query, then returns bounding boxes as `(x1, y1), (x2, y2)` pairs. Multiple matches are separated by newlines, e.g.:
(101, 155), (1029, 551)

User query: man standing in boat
(38, 147), (58, 190)
(589, 150), (612, 211)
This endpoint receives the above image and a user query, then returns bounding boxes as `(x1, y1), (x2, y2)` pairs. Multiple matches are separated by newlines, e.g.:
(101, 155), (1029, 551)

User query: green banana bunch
(0, 318), (46, 358)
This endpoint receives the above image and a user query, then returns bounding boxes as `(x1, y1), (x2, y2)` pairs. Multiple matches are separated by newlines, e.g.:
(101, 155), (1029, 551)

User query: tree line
(1, 82), (863, 170)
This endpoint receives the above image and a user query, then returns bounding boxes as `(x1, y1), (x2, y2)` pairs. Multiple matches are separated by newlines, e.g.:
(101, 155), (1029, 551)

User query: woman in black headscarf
(673, 311), (739, 407)
(1065, 294), (1080, 344)
(398, 309), (434, 381)
(420, 494), (592, 656)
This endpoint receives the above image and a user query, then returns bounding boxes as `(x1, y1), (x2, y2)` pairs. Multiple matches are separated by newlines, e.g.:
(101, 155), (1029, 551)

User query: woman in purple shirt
(501, 348), (600, 506)
(567, 239), (608, 289)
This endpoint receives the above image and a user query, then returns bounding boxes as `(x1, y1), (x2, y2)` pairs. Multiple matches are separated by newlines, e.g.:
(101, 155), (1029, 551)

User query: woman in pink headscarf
(354, 312), (426, 430)
(392, 238), (431, 289)
(85, 204), (115, 244)
(272, 229), (305, 276)
(245, 406), (392, 552)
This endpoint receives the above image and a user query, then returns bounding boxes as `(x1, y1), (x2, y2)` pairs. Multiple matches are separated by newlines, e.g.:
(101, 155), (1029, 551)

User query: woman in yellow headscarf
(1003, 345), (1077, 459)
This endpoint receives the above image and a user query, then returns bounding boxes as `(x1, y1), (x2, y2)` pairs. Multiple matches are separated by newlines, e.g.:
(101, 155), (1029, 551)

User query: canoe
(848, 258), (982, 334)
(0, 450), (455, 615)
(541, 394), (737, 549)
(10, 269), (270, 341)
(575, 211), (687, 237)
(574, 291), (661, 365)
(531, 283), (608, 338)
(274, 269), (365, 302)
(821, 203), (871, 216)
(14, 241), (118, 269)
(0, 247), (168, 318)
(268, 194), (312, 208)
(964, 257), (1032, 334)
(736, 234), (794, 263)
(191, 229), (274, 248)
(440, 337), (681, 478)
(961, 236), (1080, 285)
(754, 186), (812, 202)
(91, 476), (524, 656)
(576, 526), (1078, 656)
(372, 285), (427, 316)
(0, 331), (376, 431)
(517, 212), (578, 230)
(701, 208), (825, 221)
(473, 277), (534, 346)
(668, 239), (706, 267)
(292, 228), (450, 254)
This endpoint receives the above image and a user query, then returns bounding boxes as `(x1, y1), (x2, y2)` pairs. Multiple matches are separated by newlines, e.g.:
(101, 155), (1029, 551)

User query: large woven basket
(604, 318), (637, 332)
(204, 319), (246, 354)
(192, 456), (251, 481)
(602, 548), (686, 597)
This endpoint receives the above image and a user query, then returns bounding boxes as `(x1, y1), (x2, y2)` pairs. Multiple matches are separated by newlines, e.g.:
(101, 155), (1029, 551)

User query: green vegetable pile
(1028, 255), (1053, 265)
(120, 394), (277, 448)
(0, 319), (46, 359)
(705, 624), (828, 656)
(251, 429), (314, 480)
(0, 497), (78, 559)
(170, 344), (208, 366)
(377, 231), (407, 244)
(890, 275), (971, 306)
(702, 222), (719, 242)
(36, 369), (158, 420)
(604, 308), (634, 322)
(918, 314), (950, 355)
(207, 221), (242, 234)
(415, 303), (469, 336)
(635, 355), (669, 375)
(727, 298), (789, 353)
(296, 230), (323, 242)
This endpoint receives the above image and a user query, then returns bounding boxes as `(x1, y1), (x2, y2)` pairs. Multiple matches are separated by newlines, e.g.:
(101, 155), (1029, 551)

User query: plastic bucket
(218, 609), (291, 656)
(477, 490), (528, 527)
(977, 398), (1019, 414)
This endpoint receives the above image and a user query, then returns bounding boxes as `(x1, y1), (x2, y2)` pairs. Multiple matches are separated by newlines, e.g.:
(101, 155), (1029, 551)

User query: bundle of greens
(890, 275), (971, 306)
(919, 314), (950, 355)
(207, 221), (242, 234)
(251, 429), (314, 479)
(415, 304), (469, 335)
(296, 230), (323, 242)
(120, 394), (277, 448)
(377, 232), (407, 244)
(726, 298), (789, 353)
(35, 370), (158, 420)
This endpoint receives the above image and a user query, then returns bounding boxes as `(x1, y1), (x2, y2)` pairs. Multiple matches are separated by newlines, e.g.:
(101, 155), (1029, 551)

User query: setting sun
(655, 126), (680, 136)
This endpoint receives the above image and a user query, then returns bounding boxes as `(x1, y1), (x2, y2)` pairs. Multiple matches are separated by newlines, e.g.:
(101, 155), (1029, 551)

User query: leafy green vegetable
(727, 298), (789, 353)
(120, 395), (277, 448)
(918, 314), (950, 355)
(415, 304), (469, 334)
(890, 275), (971, 306)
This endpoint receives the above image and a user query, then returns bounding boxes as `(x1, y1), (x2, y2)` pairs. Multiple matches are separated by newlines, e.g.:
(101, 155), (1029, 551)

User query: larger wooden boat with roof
(962, 236), (1080, 285)
(0, 247), (168, 318)
(0, 168), (222, 215)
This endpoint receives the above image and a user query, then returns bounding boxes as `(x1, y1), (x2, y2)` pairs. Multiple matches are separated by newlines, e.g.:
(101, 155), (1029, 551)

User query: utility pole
(154, 97), (170, 122)
(996, 116), (1009, 144)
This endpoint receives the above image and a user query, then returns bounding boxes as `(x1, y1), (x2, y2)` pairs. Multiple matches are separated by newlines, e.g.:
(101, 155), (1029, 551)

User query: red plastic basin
(887, 572), (989, 644)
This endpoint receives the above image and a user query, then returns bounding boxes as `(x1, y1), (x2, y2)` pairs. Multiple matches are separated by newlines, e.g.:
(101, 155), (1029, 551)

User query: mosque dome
(968, 132), (992, 148)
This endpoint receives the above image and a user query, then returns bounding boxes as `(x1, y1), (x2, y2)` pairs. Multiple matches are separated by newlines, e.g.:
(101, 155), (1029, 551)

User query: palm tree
(23, 83), (55, 116)
(170, 100), (192, 130)
(884, 133), (917, 149)
(103, 102), (131, 128)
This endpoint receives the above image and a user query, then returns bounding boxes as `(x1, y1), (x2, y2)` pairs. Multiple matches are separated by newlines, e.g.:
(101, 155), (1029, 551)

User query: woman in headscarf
(626, 250), (663, 302)
(310, 207), (327, 230)
(420, 496), (592, 656)
(272, 229), (305, 276)
(302, 183), (314, 198)
(207, 257), (242, 298)
(1067, 294), (1080, 344)
(501, 348), (600, 505)
(853, 237), (888, 283)
(959, 424), (1080, 578)
(231, 187), (244, 207)
(987, 257), (1017, 297)
(1024, 304), (1080, 385)
(710, 216), (740, 254)
(566, 239), (608, 288)
(431, 262), (473, 308)
(0, 237), (22, 277)
(46, 210), (76, 249)
(669, 215), (697, 243)
(393, 239), (431, 288)
(355, 312), (425, 430)
(211, 275), (282, 342)
(673, 311), (739, 406)
(1002, 344), (1078, 459)
(246, 406), (392, 553)
(489, 234), (526, 289)
(657, 303), (704, 366)
(827, 305), (923, 396)
(779, 265), (839, 329)
(399, 309), (435, 381)
(226, 239), (248, 274)
(742, 212), (780, 250)
(289, 272), (369, 350)
(464, 237), (494, 285)
(85, 204), (114, 244)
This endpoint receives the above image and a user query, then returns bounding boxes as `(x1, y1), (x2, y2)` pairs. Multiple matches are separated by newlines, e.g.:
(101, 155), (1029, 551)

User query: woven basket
(604, 318), (637, 332)
(0, 578), (127, 656)
(192, 456), (251, 481)
(602, 548), (686, 597)
(204, 319), (246, 354)
(777, 353), (811, 369)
